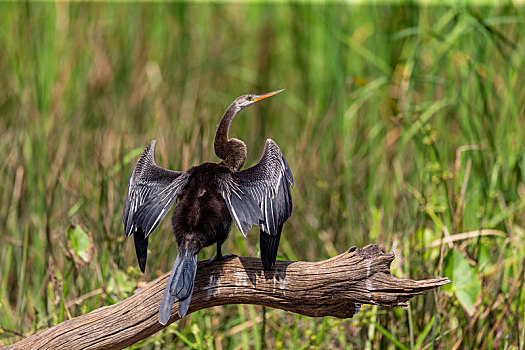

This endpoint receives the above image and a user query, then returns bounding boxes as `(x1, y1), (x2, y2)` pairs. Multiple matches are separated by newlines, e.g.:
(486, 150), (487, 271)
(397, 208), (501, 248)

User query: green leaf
(66, 224), (94, 268)
(443, 248), (481, 316)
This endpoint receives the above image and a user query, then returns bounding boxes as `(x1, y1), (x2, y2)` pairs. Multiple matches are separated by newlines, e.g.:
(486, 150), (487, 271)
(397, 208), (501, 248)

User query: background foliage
(1, 2), (524, 349)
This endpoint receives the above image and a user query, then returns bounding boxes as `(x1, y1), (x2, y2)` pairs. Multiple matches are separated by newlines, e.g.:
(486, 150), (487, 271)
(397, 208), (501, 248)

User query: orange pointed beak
(252, 89), (285, 102)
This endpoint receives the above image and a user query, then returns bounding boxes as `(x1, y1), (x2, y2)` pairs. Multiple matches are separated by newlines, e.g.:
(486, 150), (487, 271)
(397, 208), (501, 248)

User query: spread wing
(217, 139), (293, 270)
(123, 140), (189, 272)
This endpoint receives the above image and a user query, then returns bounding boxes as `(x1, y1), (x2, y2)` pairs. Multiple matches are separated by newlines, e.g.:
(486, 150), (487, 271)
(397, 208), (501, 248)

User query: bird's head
(233, 89), (285, 111)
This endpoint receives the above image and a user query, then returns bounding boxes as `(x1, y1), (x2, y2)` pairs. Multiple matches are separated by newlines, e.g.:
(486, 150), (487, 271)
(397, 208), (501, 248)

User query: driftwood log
(10, 245), (450, 350)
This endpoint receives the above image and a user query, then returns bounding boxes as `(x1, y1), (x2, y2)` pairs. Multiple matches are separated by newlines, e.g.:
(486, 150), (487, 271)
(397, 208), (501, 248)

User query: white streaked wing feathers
(218, 139), (293, 237)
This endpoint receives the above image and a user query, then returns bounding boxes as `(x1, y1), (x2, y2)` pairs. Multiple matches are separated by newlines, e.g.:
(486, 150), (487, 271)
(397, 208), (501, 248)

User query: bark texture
(10, 245), (450, 350)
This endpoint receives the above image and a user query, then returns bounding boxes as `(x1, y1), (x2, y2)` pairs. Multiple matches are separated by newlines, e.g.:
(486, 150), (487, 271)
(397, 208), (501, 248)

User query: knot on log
(12, 245), (450, 350)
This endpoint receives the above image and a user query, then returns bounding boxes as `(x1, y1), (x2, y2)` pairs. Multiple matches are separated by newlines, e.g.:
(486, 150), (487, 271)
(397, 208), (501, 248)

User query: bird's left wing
(123, 140), (189, 272)
(217, 139), (294, 237)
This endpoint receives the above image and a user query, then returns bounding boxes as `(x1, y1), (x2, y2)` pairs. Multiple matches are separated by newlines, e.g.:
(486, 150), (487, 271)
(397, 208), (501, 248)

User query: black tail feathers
(158, 250), (198, 325)
(133, 229), (149, 273)
(260, 223), (283, 271)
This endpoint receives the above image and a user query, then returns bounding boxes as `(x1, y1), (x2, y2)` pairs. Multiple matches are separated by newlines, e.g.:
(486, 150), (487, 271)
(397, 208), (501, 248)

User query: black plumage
(123, 89), (293, 325)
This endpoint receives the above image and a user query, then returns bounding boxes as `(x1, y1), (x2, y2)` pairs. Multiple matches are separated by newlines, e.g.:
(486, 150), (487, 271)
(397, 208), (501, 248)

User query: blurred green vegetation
(1, 2), (524, 349)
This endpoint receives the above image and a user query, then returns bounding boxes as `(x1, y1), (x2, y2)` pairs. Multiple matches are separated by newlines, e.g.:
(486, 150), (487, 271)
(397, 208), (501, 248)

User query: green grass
(1, 2), (524, 349)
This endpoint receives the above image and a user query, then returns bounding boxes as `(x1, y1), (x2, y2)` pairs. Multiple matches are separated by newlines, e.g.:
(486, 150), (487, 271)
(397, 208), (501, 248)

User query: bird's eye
(247, 95), (253, 101)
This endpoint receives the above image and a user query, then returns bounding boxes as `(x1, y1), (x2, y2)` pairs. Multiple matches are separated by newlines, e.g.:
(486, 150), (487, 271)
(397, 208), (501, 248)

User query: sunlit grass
(1, 2), (524, 349)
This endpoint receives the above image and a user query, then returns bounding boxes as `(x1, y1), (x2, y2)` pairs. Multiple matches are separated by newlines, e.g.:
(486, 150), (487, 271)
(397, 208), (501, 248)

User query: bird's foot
(208, 254), (237, 263)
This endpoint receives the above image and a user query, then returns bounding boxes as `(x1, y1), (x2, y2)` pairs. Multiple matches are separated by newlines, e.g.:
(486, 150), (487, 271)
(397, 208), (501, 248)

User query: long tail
(158, 250), (198, 325)
(260, 223), (283, 271)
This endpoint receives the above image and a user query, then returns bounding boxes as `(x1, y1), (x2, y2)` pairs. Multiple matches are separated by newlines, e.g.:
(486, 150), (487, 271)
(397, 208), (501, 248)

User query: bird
(122, 89), (293, 325)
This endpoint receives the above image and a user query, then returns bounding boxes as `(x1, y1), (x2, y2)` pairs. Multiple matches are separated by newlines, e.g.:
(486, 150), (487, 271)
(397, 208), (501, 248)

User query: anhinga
(123, 89), (293, 325)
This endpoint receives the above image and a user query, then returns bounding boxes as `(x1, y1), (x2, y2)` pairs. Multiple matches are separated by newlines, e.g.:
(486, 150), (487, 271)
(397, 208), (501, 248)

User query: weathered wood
(10, 245), (450, 350)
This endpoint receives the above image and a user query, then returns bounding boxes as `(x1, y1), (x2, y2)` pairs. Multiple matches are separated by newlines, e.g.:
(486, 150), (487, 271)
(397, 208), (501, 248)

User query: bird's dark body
(172, 163), (232, 254)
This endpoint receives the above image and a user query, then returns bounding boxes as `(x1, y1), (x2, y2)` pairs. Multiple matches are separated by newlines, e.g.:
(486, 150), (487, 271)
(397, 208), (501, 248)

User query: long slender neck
(214, 104), (247, 171)
(214, 104), (237, 159)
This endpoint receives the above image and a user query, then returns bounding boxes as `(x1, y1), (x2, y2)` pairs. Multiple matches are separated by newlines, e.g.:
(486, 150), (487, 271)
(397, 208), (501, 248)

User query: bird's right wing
(217, 139), (294, 237)
(123, 140), (189, 271)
